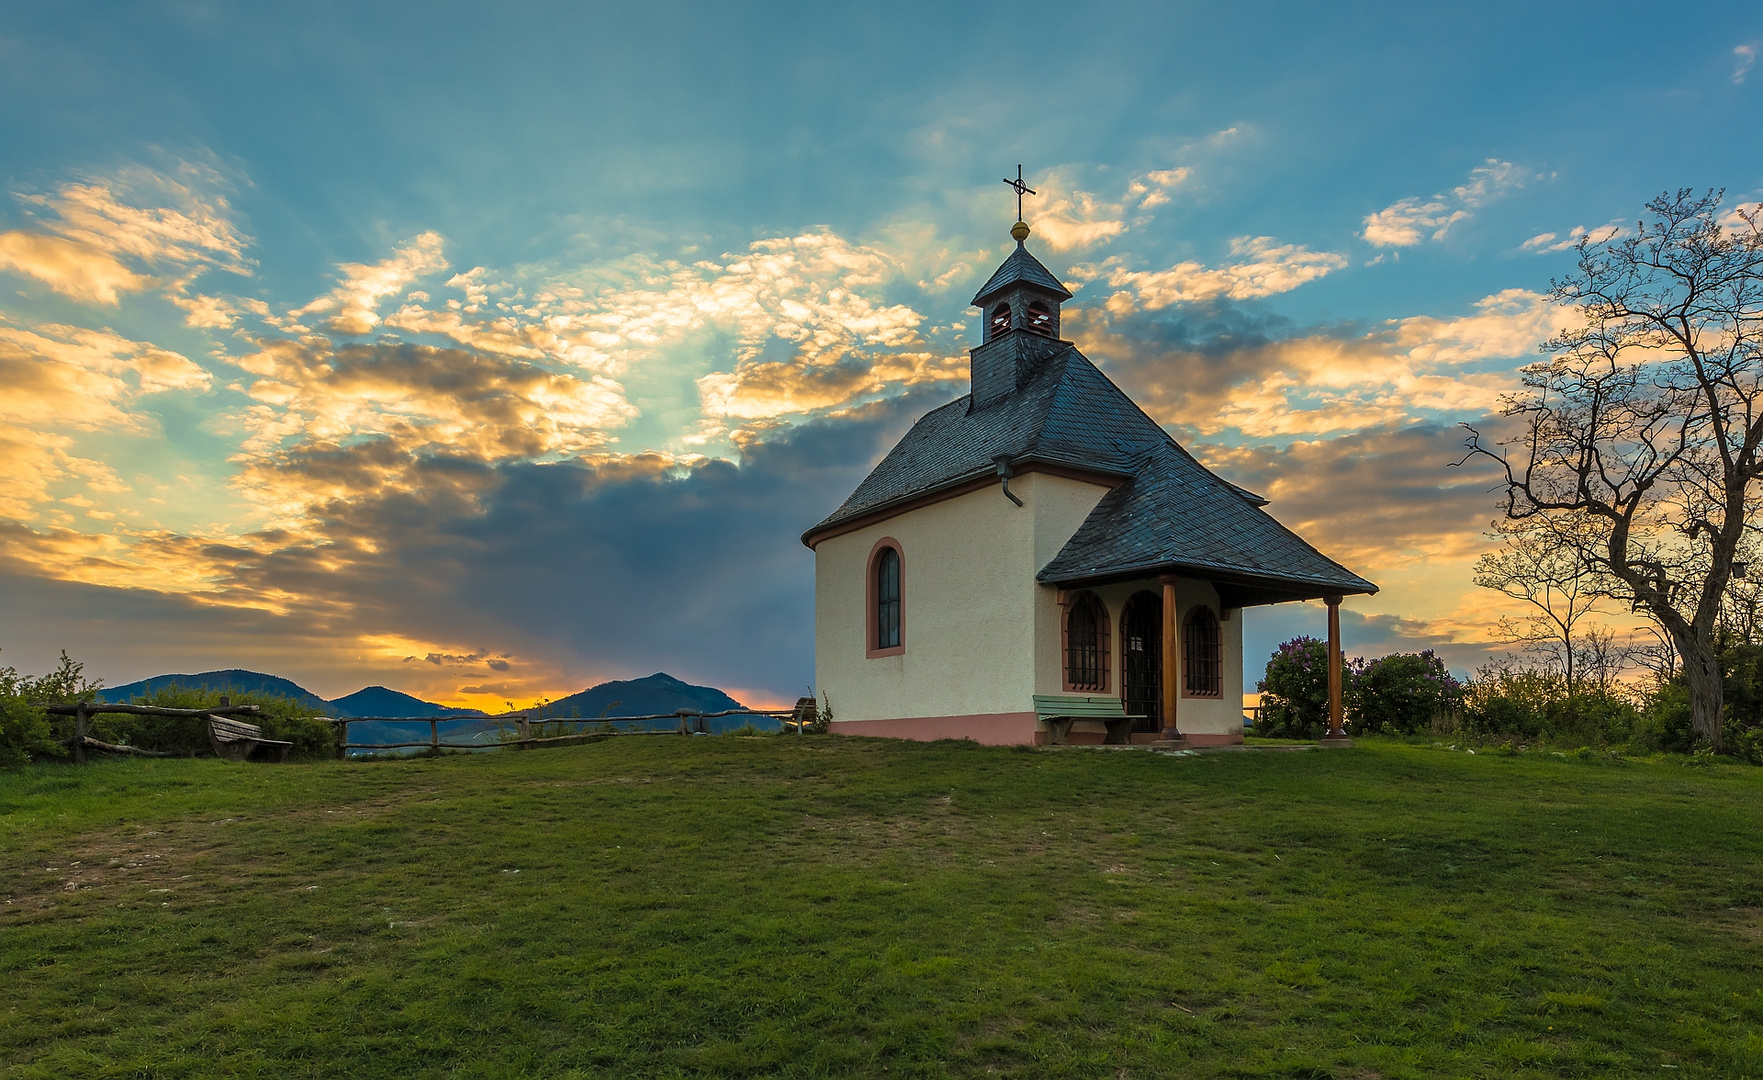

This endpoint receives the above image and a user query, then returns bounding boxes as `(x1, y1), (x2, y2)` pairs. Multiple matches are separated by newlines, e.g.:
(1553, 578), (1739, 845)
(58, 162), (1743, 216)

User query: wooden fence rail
(37, 700), (263, 764)
(324, 708), (802, 758)
(33, 700), (810, 763)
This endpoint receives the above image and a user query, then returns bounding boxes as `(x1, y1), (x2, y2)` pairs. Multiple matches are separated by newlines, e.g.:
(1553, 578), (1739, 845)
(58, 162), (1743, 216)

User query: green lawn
(3, 738), (1761, 1079)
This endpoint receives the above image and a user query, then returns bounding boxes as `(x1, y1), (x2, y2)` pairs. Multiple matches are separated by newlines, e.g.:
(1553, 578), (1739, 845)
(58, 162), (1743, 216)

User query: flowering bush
(1256, 637), (1335, 738)
(1347, 650), (1464, 735)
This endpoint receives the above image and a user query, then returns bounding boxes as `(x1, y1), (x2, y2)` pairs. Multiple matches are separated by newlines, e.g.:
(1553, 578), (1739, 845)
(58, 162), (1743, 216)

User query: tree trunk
(1679, 634), (1725, 751)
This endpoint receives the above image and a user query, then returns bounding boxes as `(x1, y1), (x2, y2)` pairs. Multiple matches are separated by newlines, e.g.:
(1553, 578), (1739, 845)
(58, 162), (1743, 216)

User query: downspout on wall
(994, 455), (1024, 507)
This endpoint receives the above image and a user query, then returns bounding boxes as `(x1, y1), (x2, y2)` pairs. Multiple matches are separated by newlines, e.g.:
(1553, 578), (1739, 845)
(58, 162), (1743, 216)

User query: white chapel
(802, 212), (1377, 746)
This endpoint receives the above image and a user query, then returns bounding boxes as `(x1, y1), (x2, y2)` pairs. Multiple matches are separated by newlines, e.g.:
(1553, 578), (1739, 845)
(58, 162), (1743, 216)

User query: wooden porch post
(1159, 574), (1185, 744)
(1322, 594), (1350, 745)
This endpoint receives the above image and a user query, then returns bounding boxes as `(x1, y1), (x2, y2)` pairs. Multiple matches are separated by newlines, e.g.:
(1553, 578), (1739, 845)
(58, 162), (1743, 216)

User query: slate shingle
(803, 334), (1377, 604)
(971, 244), (1073, 304)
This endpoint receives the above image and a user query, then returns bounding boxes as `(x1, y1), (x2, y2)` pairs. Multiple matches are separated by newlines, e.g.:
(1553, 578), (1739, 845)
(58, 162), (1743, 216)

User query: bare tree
(1572, 626), (1630, 693)
(1631, 624), (1680, 685)
(1461, 190), (1763, 750)
(1473, 517), (1606, 692)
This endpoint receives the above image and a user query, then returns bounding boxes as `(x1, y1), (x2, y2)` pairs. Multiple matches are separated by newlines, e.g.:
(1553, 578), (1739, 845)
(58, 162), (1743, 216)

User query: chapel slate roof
(803, 337), (1377, 606)
(971, 244), (1073, 304)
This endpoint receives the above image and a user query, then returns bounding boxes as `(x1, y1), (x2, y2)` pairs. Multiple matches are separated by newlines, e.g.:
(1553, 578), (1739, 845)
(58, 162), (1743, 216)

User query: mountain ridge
(98, 669), (745, 721)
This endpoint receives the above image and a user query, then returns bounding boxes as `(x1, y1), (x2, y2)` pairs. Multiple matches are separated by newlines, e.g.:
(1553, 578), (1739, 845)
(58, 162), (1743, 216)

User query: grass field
(3, 737), (1762, 1079)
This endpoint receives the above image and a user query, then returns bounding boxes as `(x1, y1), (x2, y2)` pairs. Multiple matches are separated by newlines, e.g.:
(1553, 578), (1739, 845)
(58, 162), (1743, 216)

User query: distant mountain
(329, 686), (485, 718)
(100, 669), (333, 713)
(537, 672), (745, 720)
(99, 670), (482, 719)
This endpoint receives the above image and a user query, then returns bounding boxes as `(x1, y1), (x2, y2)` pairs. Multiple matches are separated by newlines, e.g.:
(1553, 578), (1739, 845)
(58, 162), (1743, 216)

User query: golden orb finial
(1011, 220), (1031, 243)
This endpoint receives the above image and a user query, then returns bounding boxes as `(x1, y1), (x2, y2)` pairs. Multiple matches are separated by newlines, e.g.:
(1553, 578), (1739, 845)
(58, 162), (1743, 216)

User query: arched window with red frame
(1063, 591), (1110, 692)
(867, 539), (904, 657)
(989, 303), (1012, 336)
(1183, 606), (1223, 697)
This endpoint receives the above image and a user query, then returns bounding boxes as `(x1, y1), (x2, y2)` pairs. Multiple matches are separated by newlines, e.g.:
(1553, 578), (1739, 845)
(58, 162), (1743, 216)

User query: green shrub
(1347, 650), (1464, 735)
(1718, 642), (1763, 762)
(0, 696), (59, 768)
(1461, 668), (1555, 740)
(1462, 666), (1642, 748)
(1256, 637), (1333, 738)
(0, 651), (95, 768)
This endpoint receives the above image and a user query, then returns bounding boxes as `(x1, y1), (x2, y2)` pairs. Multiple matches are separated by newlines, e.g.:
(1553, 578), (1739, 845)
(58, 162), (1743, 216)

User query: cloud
(171, 293), (242, 328)
(1390, 288), (1568, 363)
(1735, 43), (1757, 84)
(0, 164), (252, 304)
(1070, 288), (1566, 437)
(0, 232), (150, 305)
(419, 651), (511, 671)
(0, 322), (210, 433)
(1201, 423), (1508, 569)
(1094, 235), (1347, 312)
(1519, 221), (1627, 253)
(1026, 166), (1195, 252)
(291, 231), (448, 335)
(0, 394), (932, 704)
(1363, 160), (1524, 247)
(0, 430), (118, 520)
(459, 229), (954, 423)
(223, 338), (638, 522)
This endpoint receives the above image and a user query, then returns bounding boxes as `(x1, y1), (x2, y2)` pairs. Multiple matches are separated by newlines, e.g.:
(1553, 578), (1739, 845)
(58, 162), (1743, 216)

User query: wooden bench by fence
(39, 699), (268, 763)
(207, 715), (293, 762)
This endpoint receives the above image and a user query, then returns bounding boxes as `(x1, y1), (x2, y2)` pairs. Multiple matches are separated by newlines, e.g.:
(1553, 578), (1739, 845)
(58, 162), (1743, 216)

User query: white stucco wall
(812, 471), (1110, 722)
(812, 470), (1244, 739)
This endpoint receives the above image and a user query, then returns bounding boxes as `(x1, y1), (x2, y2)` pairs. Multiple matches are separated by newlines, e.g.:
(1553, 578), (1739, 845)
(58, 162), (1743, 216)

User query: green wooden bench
(1032, 694), (1145, 745)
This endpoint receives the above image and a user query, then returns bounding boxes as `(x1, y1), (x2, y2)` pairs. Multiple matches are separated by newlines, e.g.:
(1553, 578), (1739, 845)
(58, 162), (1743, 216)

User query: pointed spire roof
(971, 242), (1073, 305)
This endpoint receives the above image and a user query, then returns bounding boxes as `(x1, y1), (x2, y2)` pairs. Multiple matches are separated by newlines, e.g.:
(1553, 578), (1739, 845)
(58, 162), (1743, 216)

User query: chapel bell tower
(968, 168), (1074, 409)
(973, 221), (1072, 343)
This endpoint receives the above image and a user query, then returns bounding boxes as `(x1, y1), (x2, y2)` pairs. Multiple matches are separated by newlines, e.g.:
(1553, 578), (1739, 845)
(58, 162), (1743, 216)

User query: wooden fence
(38, 700), (808, 764)
(41, 701), (264, 764)
(326, 707), (804, 758)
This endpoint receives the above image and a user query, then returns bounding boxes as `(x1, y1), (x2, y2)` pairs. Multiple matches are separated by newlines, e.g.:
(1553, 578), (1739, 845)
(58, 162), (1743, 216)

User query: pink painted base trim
(1182, 731), (1245, 747)
(828, 712), (1038, 746)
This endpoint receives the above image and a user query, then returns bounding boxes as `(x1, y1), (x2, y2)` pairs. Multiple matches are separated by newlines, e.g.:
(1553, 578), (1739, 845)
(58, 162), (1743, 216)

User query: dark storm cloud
(2, 390), (941, 700)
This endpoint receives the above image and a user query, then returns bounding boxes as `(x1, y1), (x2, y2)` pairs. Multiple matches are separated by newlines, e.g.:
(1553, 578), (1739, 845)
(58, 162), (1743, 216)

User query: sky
(2, 1), (1760, 709)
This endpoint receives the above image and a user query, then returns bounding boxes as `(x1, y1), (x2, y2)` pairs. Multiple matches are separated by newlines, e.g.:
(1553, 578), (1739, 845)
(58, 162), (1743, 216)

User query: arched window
(989, 303), (1012, 336)
(1183, 606), (1222, 697)
(1026, 301), (1053, 336)
(1063, 591), (1110, 692)
(868, 541), (903, 656)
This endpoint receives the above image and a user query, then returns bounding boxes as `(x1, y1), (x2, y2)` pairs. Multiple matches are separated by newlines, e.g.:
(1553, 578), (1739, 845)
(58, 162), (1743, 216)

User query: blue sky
(2, 2), (1759, 705)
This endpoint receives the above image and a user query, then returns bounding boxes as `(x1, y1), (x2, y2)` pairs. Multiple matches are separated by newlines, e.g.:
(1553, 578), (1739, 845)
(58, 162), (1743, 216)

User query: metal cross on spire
(1002, 164), (1036, 223)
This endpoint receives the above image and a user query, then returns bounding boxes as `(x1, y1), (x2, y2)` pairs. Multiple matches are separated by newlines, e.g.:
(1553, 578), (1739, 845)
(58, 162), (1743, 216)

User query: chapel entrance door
(1122, 590), (1162, 733)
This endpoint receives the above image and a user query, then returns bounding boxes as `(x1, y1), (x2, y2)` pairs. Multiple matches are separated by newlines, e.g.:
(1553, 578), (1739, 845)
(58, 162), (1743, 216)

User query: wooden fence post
(73, 703), (88, 765)
(335, 719), (348, 761)
(518, 714), (531, 748)
(429, 718), (439, 752)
